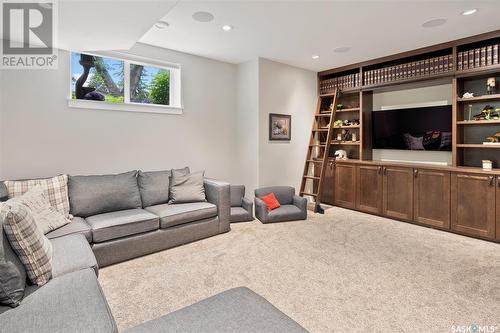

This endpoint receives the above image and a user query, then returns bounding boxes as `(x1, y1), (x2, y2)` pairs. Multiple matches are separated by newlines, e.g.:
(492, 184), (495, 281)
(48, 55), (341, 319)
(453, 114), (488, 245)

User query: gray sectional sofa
(0, 170), (309, 332)
(46, 169), (230, 267)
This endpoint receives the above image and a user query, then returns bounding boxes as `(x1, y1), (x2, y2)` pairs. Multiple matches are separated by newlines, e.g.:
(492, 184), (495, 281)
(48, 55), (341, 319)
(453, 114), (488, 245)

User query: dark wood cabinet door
(334, 163), (356, 209)
(413, 169), (451, 229)
(382, 166), (414, 221)
(451, 173), (496, 239)
(321, 160), (335, 205)
(356, 165), (383, 214)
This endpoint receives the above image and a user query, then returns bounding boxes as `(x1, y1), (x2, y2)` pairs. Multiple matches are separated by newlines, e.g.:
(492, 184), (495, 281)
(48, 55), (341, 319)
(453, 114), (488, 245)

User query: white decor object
(482, 160), (493, 170)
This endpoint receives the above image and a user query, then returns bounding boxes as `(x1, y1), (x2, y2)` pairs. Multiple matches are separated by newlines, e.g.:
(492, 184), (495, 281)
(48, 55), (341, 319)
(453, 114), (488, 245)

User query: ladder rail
(314, 90), (339, 212)
(300, 88), (339, 213)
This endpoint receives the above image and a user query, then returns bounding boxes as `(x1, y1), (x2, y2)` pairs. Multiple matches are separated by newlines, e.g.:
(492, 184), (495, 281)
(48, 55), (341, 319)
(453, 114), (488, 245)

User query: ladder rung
(312, 129), (329, 132)
(301, 192), (318, 197)
(306, 159), (323, 163)
(316, 113), (332, 117)
(303, 176), (320, 180)
(309, 144), (326, 147)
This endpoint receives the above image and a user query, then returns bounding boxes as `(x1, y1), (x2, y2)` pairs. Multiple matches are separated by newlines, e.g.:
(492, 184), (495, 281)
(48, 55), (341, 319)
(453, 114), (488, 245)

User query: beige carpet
(99, 207), (500, 332)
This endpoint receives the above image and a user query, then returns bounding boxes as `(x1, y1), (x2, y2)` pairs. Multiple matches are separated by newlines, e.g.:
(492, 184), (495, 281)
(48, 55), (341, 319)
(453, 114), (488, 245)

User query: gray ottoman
(125, 287), (309, 333)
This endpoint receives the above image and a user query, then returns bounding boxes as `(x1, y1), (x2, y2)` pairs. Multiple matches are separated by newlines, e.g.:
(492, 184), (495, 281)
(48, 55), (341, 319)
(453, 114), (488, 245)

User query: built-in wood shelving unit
(317, 29), (500, 171)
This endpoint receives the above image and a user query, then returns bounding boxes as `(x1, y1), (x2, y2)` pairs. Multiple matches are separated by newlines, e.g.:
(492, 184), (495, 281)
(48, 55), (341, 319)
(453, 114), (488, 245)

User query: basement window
(69, 52), (182, 114)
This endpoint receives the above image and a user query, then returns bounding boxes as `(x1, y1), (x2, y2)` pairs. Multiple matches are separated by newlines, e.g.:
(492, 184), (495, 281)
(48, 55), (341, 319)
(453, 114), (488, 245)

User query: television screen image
(372, 105), (452, 151)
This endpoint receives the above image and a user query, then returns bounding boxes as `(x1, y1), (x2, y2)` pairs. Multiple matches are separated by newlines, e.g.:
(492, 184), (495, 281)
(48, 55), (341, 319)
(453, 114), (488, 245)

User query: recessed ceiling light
(312, 55), (320, 60)
(334, 47), (351, 53)
(222, 25), (233, 31)
(422, 18), (447, 28)
(192, 11), (214, 22)
(462, 9), (477, 16)
(155, 21), (169, 29)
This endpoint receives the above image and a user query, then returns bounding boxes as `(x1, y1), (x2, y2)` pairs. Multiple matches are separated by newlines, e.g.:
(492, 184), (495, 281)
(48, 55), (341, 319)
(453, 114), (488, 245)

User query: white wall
(258, 58), (317, 190)
(235, 59), (259, 196)
(372, 84), (453, 165)
(0, 44), (238, 181)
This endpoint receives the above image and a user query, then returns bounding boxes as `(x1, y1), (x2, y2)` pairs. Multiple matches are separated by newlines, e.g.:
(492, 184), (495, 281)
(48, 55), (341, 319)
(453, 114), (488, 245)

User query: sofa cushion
(51, 234), (98, 278)
(146, 202), (217, 229)
(230, 207), (253, 223)
(266, 205), (305, 223)
(68, 171), (142, 218)
(255, 186), (295, 205)
(0, 268), (118, 333)
(0, 199), (53, 286)
(230, 185), (245, 207)
(137, 170), (171, 207)
(4, 175), (70, 218)
(169, 171), (206, 204)
(124, 287), (309, 333)
(86, 209), (159, 243)
(46, 217), (92, 243)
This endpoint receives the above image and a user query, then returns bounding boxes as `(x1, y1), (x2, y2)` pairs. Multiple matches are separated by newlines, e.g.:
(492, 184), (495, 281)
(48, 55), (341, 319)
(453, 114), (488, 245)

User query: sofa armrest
(241, 197), (253, 217)
(293, 195), (308, 214)
(254, 198), (269, 223)
(204, 178), (231, 233)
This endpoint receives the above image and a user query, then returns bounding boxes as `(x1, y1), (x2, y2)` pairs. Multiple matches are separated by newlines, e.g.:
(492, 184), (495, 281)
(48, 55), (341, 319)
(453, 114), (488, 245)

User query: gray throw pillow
(0, 261), (25, 307)
(68, 171), (142, 218)
(169, 171), (206, 204)
(137, 170), (171, 207)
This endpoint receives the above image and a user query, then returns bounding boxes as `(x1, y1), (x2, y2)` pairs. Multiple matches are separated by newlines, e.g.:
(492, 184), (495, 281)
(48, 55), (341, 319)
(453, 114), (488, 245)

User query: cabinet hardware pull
(383, 167), (387, 175)
(378, 166), (382, 175)
(414, 169), (418, 178)
(498, 176), (500, 187)
(489, 176), (494, 186)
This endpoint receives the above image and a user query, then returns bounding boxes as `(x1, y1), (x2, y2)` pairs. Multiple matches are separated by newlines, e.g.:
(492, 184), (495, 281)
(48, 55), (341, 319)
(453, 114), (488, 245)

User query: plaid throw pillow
(1, 200), (53, 286)
(4, 175), (70, 219)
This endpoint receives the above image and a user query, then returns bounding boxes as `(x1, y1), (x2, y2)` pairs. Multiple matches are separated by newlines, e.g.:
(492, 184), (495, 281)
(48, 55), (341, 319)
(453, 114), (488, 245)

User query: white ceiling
(139, 0), (500, 72)
(56, 0), (178, 51)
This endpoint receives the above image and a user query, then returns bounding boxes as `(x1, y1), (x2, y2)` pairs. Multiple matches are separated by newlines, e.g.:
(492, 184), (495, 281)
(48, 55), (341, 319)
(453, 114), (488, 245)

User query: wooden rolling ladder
(300, 89), (339, 213)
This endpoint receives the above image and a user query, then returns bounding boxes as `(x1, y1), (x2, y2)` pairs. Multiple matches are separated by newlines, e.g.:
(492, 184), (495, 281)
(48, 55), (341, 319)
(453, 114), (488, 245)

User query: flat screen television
(372, 105), (452, 151)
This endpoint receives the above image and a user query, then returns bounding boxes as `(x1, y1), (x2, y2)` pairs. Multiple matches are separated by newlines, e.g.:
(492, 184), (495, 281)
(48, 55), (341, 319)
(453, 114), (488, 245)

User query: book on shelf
(494, 44), (498, 64)
(458, 52), (463, 70)
(487, 46), (493, 66)
(474, 48), (480, 68)
(448, 54), (453, 71)
(481, 47), (486, 67)
(468, 50), (474, 68)
(463, 52), (469, 70)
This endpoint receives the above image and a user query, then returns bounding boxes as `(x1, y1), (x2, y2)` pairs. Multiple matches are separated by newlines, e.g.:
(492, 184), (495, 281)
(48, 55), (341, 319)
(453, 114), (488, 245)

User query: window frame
(68, 51), (183, 115)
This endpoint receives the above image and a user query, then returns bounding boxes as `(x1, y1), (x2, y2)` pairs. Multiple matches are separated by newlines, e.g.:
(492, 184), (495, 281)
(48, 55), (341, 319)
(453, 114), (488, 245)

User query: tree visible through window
(71, 52), (175, 108)
(130, 64), (170, 105)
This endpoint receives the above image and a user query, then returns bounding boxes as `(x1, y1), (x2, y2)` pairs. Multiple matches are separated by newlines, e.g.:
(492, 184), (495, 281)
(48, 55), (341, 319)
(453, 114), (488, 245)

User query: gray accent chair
(254, 186), (307, 223)
(229, 185), (254, 223)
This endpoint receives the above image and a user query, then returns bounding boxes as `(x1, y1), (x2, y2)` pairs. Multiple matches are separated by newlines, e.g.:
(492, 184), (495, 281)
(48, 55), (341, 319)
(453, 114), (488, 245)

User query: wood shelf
(457, 120), (500, 125)
(456, 144), (500, 149)
(336, 108), (360, 113)
(331, 141), (360, 145)
(457, 94), (500, 102)
(333, 125), (360, 129)
(455, 63), (500, 78)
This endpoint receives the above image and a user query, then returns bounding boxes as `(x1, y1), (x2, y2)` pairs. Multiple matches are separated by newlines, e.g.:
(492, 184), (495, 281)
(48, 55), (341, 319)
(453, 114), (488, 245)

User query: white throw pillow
(13, 186), (70, 234)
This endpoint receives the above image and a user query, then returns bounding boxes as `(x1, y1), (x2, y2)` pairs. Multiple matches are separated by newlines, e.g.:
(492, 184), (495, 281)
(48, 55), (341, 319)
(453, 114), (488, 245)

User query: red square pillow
(260, 192), (281, 211)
